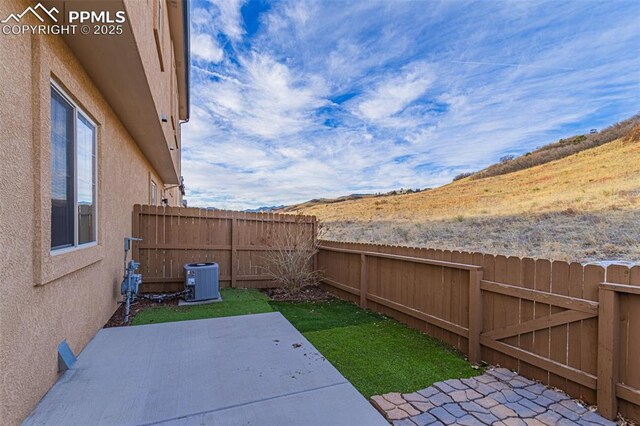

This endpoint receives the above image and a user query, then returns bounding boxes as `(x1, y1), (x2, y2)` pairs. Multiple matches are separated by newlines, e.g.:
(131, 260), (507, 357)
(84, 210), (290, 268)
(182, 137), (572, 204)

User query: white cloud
(191, 33), (224, 63)
(357, 63), (434, 121)
(206, 0), (247, 41)
(196, 52), (328, 139)
(283, 2), (311, 26)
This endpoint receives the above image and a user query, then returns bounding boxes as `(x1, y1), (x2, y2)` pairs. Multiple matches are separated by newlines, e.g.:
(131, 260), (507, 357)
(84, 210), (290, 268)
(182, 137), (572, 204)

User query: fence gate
(478, 278), (599, 391)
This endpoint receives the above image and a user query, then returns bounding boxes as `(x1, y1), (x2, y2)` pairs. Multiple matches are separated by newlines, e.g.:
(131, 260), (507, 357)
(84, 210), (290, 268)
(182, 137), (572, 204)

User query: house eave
(168, 0), (190, 121)
(50, 0), (181, 184)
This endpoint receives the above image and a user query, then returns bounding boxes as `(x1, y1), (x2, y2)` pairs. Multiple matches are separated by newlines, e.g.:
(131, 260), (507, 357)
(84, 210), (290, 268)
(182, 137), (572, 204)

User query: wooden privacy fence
(318, 240), (640, 422)
(131, 205), (316, 292)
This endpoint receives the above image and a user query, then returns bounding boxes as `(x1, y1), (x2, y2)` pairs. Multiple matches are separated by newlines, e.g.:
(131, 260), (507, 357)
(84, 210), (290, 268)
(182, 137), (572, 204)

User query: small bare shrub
(453, 172), (474, 181)
(626, 123), (640, 143)
(261, 219), (321, 294)
(394, 226), (410, 242)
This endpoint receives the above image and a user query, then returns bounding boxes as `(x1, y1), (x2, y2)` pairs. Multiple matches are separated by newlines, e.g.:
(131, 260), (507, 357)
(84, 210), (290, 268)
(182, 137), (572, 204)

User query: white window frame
(50, 80), (98, 254)
(154, 0), (165, 71)
(157, 0), (163, 41)
(150, 180), (158, 205)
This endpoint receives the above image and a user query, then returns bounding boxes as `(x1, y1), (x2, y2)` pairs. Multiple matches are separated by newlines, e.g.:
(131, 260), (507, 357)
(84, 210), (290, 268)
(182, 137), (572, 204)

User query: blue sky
(183, 0), (640, 210)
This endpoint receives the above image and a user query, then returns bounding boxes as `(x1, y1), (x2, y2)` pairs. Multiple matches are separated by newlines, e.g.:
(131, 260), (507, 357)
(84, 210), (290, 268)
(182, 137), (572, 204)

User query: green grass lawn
(132, 288), (274, 325)
(131, 288), (480, 397)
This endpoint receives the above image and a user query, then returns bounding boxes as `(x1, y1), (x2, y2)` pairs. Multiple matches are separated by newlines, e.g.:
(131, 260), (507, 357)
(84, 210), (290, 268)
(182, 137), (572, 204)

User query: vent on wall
(57, 340), (77, 372)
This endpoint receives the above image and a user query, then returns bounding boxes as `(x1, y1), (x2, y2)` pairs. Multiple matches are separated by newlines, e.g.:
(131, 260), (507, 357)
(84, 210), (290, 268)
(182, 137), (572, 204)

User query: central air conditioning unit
(184, 262), (220, 302)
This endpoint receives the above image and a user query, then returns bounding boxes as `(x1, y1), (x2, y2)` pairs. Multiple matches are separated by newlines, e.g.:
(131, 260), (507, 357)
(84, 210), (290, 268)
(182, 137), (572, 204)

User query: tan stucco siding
(0, 1), (183, 423)
(125, 0), (183, 183)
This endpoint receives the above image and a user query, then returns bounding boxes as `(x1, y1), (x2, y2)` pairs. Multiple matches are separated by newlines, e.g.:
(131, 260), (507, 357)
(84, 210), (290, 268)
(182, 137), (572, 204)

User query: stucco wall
(0, 1), (184, 423)
(126, 0), (183, 181)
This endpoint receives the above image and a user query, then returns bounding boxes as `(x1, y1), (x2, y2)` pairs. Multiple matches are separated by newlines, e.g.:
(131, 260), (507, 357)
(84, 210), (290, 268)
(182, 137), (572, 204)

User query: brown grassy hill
(280, 193), (377, 212)
(469, 114), (639, 181)
(288, 129), (640, 262)
(293, 136), (640, 222)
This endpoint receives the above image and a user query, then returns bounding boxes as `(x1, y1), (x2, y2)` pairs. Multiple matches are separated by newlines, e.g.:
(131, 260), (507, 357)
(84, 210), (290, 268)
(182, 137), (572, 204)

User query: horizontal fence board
(365, 292), (469, 338)
(617, 383), (640, 406)
(601, 282), (640, 295)
(481, 310), (595, 341)
(481, 279), (599, 314)
(479, 336), (597, 388)
(322, 277), (360, 296)
(320, 245), (483, 270)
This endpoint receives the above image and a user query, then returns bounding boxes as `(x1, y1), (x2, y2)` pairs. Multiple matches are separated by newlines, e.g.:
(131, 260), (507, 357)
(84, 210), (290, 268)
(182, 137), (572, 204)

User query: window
(50, 84), (97, 251)
(150, 180), (157, 205)
(153, 0), (164, 71)
(157, 0), (163, 40)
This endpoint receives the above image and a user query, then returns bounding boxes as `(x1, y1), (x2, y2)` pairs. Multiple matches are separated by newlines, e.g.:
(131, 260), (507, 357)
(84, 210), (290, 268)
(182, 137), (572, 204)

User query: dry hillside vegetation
(297, 136), (640, 222)
(291, 129), (640, 263)
(471, 114), (640, 180)
(323, 211), (640, 263)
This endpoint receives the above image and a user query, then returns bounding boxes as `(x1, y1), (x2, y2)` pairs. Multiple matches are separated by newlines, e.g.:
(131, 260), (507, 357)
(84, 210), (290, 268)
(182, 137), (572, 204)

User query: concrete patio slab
(24, 313), (386, 426)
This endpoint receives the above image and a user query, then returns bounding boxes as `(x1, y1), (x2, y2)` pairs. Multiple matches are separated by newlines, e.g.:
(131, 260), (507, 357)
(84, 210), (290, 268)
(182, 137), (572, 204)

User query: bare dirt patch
(104, 298), (178, 328)
(262, 285), (334, 302)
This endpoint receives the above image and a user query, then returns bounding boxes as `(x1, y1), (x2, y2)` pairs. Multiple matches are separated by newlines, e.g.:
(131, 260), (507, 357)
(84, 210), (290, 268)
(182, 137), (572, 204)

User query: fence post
(468, 269), (483, 364)
(231, 216), (237, 288)
(132, 204), (141, 263)
(360, 253), (368, 308)
(597, 286), (619, 420)
(312, 217), (319, 273)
